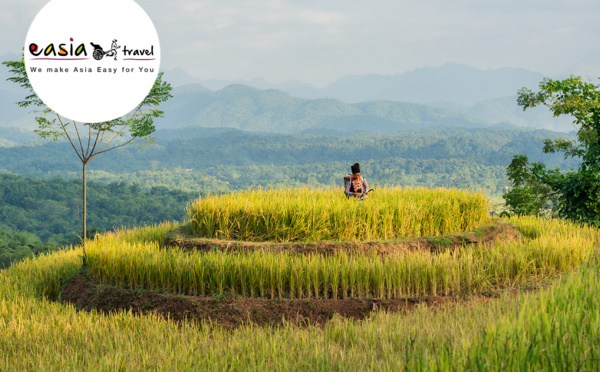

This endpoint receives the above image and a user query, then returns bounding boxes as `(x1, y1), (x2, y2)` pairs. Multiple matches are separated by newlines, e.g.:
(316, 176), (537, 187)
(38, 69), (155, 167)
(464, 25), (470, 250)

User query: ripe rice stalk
(188, 187), (489, 242)
(3, 243), (600, 370)
(83, 216), (598, 300)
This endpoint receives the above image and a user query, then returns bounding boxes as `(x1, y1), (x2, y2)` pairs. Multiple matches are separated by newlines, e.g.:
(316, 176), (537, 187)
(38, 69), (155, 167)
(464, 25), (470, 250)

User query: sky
(2, 0), (600, 87)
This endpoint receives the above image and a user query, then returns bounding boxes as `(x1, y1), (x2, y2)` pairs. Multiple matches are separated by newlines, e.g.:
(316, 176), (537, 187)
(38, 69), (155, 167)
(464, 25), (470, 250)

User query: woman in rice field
(344, 163), (370, 199)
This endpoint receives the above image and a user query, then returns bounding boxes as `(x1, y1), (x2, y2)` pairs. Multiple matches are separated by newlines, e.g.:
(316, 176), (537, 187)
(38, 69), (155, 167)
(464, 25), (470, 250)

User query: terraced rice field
(1, 188), (598, 370)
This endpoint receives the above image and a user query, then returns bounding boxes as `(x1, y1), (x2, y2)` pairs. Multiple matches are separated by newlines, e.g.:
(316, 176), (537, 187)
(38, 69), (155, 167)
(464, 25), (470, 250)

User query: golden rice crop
(0, 218), (599, 370)
(86, 216), (598, 299)
(1, 189), (598, 369)
(188, 187), (489, 242)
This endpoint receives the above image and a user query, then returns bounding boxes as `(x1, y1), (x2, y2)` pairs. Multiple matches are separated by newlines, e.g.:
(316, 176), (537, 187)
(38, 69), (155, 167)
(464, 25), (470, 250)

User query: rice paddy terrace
(1, 187), (599, 370)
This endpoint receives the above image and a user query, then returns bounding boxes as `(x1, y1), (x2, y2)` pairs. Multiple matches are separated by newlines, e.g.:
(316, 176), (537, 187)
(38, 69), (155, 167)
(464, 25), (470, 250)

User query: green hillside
(0, 173), (198, 267)
(153, 84), (487, 132)
(0, 127), (578, 195)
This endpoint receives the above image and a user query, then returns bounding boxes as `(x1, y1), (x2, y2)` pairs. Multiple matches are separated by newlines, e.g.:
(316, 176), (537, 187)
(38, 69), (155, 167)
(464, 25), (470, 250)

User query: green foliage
(503, 154), (560, 216)
(554, 171), (600, 226)
(506, 76), (600, 224)
(0, 173), (197, 262)
(0, 228), (59, 269)
(0, 126), (579, 195)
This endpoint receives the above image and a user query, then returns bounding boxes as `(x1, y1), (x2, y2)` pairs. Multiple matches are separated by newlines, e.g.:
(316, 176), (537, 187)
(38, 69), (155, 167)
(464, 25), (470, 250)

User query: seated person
(344, 163), (370, 198)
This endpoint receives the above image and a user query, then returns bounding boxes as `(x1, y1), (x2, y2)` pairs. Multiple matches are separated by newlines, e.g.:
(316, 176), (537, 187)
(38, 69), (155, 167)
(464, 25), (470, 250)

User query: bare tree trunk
(82, 160), (87, 266)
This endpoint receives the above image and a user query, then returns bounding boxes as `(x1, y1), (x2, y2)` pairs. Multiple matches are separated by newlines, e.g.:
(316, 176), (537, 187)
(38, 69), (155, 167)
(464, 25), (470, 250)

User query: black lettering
(75, 44), (87, 56)
(29, 43), (42, 56)
(122, 46), (154, 56)
(44, 44), (56, 56)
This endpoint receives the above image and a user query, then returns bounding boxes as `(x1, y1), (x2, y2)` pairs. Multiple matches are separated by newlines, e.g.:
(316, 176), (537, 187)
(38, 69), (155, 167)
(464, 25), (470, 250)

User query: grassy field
(188, 187), (489, 241)
(0, 188), (598, 370)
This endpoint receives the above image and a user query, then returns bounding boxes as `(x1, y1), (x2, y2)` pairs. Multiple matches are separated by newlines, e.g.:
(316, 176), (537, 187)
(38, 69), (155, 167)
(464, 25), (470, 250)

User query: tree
(507, 76), (600, 226)
(3, 56), (173, 264)
(503, 154), (560, 217)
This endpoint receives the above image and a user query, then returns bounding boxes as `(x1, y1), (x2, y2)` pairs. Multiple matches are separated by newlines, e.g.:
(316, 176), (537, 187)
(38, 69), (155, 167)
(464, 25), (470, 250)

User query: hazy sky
(2, 0), (600, 86)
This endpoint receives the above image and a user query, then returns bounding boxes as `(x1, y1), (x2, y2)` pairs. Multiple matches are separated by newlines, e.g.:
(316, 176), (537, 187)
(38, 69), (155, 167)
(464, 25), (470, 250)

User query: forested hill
(0, 173), (197, 245)
(152, 84), (487, 133)
(0, 126), (578, 195)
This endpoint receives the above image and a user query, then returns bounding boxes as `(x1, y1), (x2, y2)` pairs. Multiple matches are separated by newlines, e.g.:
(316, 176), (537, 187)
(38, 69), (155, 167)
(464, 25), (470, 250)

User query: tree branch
(91, 136), (138, 159)
(56, 114), (83, 162)
(96, 106), (143, 154)
(88, 123), (103, 158)
(72, 120), (86, 160)
(85, 123), (92, 158)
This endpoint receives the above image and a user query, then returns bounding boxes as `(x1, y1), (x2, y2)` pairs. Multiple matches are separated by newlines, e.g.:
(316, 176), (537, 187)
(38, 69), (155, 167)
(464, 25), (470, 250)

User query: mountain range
(153, 83), (485, 133)
(162, 62), (544, 105)
(0, 52), (577, 132)
(160, 62), (574, 132)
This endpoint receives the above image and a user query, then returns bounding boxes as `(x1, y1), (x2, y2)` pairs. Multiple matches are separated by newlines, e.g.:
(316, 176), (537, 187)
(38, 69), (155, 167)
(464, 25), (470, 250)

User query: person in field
(344, 163), (370, 199)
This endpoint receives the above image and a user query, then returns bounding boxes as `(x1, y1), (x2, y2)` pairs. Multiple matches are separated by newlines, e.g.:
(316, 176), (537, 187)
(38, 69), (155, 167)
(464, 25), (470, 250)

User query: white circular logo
(24, 0), (161, 123)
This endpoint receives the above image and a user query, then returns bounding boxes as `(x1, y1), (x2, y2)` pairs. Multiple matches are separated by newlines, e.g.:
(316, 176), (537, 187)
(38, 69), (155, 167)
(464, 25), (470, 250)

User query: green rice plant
(347, 258), (358, 298)
(329, 265), (340, 300)
(99, 221), (180, 245)
(188, 187), (489, 242)
(309, 257), (322, 298)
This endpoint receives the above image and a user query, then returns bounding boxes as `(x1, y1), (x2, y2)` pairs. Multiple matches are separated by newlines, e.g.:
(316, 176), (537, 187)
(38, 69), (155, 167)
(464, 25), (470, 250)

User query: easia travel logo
(29, 38), (87, 60)
(28, 37), (155, 61)
(23, 0), (161, 122)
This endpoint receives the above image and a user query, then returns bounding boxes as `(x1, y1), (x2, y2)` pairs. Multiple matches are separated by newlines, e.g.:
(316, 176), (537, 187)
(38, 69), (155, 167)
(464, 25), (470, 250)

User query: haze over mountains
(153, 83), (486, 133)
(160, 62), (574, 132)
(0, 52), (578, 132)
(162, 62), (544, 104)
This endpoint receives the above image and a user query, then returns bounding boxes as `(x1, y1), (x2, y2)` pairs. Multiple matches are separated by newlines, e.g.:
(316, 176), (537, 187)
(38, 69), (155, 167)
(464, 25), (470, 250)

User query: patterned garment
(352, 178), (364, 194)
(344, 176), (369, 197)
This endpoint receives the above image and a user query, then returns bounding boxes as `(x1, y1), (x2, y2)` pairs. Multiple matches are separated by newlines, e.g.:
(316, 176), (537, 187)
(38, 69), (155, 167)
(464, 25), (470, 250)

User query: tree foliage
(2, 55), (173, 256)
(2, 57), (172, 158)
(0, 126), (579, 195)
(0, 228), (58, 269)
(0, 173), (198, 268)
(506, 76), (600, 225)
(503, 154), (560, 216)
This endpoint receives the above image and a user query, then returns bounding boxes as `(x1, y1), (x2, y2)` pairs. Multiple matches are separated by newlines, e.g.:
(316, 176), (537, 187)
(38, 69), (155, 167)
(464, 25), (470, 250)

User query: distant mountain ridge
(154, 83), (487, 133)
(157, 62), (574, 132)
(164, 62), (546, 106)
(0, 53), (575, 132)
(464, 95), (574, 132)
(0, 53), (39, 129)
